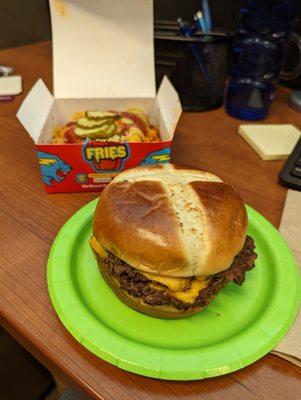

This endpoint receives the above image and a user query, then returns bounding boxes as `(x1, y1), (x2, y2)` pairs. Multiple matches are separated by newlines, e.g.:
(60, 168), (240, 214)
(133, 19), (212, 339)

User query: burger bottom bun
(94, 251), (204, 319)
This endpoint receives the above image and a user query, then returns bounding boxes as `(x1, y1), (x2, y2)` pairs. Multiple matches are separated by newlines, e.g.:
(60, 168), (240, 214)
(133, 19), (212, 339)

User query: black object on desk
(279, 138), (301, 190)
(154, 31), (233, 111)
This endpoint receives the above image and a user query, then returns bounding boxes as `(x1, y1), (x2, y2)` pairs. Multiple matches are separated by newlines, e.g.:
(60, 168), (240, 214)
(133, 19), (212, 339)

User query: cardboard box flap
(156, 76), (182, 139)
(50, 0), (156, 99)
(16, 79), (54, 143)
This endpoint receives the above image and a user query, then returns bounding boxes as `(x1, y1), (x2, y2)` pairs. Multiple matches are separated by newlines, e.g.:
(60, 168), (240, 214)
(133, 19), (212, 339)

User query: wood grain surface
(0, 41), (300, 400)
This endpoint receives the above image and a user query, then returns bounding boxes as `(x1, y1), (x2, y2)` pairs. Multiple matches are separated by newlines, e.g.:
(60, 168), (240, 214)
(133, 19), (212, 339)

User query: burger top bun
(93, 164), (247, 277)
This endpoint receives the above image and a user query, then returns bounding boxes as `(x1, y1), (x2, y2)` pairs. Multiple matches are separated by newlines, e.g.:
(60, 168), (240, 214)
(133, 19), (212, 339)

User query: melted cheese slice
(172, 279), (209, 304)
(150, 278), (210, 304)
(90, 236), (210, 304)
(148, 275), (210, 304)
(141, 272), (188, 291)
(90, 236), (107, 258)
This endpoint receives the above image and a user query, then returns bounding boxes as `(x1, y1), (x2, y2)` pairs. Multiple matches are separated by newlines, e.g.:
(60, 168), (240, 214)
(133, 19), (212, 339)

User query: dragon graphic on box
(38, 151), (72, 186)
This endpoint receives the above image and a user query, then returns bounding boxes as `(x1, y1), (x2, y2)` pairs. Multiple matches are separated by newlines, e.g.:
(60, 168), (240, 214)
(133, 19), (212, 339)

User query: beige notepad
(238, 124), (300, 160)
(0, 75), (22, 96)
(271, 189), (301, 367)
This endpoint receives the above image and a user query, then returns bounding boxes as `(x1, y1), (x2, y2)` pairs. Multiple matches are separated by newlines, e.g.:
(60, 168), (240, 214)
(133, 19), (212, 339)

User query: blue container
(225, 0), (296, 120)
(226, 78), (275, 120)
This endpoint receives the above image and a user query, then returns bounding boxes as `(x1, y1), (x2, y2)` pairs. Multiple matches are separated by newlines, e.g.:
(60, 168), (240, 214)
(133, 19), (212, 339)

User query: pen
(194, 11), (207, 33)
(201, 0), (212, 32)
(194, 11), (214, 85)
(177, 17), (210, 83)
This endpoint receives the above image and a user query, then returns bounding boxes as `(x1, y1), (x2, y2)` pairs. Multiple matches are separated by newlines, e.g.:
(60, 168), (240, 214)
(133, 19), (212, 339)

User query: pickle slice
(86, 111), (119, 120)
(76, 117), (105, 129)
(74, 122), (117, 139)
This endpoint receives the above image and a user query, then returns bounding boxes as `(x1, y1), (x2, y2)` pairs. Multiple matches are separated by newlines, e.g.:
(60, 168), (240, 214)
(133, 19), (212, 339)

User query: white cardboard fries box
(17, 0), (182, 193)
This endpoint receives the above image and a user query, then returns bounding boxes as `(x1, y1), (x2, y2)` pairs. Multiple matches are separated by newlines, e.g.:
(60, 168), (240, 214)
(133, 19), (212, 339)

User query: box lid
(155, 76), (182, 140)
(16, 79), (54, 143)
(50, 0), (156, 99)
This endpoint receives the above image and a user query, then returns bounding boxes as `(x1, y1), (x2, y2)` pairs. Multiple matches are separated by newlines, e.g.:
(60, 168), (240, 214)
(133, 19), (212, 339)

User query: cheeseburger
(90, 164), (257, 318)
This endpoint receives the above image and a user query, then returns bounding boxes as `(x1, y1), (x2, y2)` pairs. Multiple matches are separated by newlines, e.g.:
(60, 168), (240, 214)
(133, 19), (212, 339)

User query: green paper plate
(47, 199), (300, 380)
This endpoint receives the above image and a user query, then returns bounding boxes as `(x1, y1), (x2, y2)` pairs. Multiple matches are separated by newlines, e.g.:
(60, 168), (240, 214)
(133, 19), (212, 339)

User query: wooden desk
(0, 41), (300, 400)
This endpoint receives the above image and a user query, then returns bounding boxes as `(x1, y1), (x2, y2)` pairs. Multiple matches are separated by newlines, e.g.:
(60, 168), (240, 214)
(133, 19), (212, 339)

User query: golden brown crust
(93, 164), (248, 277)
(93, 179), (188, 275)
(189, 181), (248, 275)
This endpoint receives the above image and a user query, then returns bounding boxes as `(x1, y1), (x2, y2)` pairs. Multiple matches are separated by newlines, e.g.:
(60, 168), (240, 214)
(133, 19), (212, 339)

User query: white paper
(50, 0), (156, 99)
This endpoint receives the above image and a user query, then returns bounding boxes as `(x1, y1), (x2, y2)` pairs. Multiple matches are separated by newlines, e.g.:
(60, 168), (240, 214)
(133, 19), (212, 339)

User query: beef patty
(102, 236), (257, 310)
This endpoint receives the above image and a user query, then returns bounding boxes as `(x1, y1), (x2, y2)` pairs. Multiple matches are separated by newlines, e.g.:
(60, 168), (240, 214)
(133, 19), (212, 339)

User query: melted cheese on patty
(141, 272), (188, 291)
(90, 236), (107, 258)
(90, 236), (210, 304)
(150, 278), (209, 304)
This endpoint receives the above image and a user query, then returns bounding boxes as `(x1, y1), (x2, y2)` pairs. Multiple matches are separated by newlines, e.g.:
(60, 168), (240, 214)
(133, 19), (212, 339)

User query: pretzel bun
(93, 164), (247, 277)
